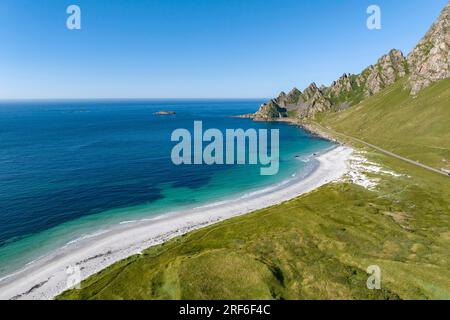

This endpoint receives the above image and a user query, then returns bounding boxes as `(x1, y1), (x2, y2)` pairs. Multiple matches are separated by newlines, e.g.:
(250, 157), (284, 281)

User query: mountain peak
(362, 48), (408, 96)
(407, 2), (450, 94)
(307, 82), (319, 90)
(289, 87), (301, 95)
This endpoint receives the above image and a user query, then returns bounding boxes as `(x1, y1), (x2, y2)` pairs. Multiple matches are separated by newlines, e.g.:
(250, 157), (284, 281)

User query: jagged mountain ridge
(254, 2), (449, 120)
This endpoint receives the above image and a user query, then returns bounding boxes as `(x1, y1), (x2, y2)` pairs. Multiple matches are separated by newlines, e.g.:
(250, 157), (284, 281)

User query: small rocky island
(153, 110), (176, 116)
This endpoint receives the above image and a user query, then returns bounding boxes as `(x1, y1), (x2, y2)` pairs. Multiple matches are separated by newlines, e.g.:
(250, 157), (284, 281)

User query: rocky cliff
(360, 49), (408, 96)
(254, 82), (333, 119)
(324, 49), (408, 106)
(253, 2), (449, 120)
(253, 99), (288, 120)
(407, 2), (450, 95)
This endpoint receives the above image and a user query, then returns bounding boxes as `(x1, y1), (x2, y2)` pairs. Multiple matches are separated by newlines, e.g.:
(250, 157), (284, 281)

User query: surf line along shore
(0, 145), (353, 300)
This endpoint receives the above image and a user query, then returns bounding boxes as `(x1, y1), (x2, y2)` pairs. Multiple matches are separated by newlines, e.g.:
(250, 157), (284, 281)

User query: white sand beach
(0, 145), (353, 300)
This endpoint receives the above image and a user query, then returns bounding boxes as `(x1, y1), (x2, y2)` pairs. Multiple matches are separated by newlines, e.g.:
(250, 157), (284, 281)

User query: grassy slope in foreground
(316, 79), (450, 171)
(58, 80), (450, 299)
(58, 156), (450, 300)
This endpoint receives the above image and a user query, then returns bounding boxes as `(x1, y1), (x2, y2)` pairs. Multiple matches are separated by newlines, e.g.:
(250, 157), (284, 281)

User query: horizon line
(0, 97), (270, 102)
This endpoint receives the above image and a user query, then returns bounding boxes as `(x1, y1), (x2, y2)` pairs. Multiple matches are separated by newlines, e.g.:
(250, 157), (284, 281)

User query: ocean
(0, 99), (334, 277)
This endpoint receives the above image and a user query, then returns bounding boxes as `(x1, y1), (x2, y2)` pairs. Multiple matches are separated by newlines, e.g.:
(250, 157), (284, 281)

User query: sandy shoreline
(0, 145), (353, 300)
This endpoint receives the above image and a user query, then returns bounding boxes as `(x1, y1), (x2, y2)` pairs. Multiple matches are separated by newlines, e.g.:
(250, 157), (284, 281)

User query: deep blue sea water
(0, 100), (333, 276)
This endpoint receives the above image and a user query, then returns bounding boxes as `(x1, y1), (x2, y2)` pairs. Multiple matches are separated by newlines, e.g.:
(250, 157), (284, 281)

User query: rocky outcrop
(298, 83), (333, 118)
(265, 88), (303, 108)
(284, 88), (303, 105)
(253, 99), (288, 120)
(325, 73), (365, 107)
(273, 91), (287, 106)
(253, 83), (333, 119)
(407, 2), (450, 95)
(362, 49), (408, 96)
(327, 74), (355, 97)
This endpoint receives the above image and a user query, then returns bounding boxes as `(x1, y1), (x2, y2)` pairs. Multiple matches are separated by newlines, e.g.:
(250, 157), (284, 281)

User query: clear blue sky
(0, 0), (447, 99)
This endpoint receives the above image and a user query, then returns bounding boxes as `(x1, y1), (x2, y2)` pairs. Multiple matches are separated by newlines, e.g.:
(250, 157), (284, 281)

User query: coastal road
(313, 123), (450, 178)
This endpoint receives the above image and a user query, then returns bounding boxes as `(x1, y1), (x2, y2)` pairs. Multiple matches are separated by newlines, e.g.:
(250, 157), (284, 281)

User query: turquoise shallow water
(0, 100), (334, 277)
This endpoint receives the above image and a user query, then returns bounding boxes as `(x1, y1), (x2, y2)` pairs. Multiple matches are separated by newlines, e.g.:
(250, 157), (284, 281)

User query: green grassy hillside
(317, 79), (450, 171)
